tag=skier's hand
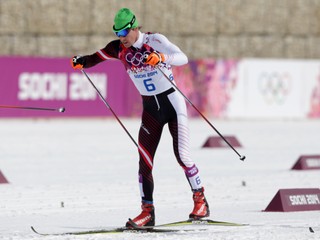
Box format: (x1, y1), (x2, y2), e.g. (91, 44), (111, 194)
(71, 56), (85, 70)
(144, 51), (165, 66)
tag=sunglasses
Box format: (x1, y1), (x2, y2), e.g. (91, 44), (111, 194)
(113, 15), (136, 38)
(114, 28), (131, 38)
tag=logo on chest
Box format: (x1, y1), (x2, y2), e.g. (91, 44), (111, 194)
(125, 51), (151, 67)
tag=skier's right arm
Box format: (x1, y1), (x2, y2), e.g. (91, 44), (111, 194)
(71, 54), (102, 69)
(71, 40), (120, 70)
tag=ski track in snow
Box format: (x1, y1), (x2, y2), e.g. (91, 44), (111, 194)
(0, 118), (319, 240)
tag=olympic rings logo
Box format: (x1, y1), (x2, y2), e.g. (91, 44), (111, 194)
(258, 72), (291, 104)
(125, 51), (151, 67)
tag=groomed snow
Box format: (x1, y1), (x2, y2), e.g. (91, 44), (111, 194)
(0, 118), (319, 240)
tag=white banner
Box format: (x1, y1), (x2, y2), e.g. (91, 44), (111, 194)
(228, 59), (320, 119)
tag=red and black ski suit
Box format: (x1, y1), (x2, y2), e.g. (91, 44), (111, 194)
(80, 31), (204, 203)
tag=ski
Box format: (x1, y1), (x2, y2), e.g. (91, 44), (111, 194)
(30, 226), (179, 236)
(127, 218), (245, 229)
(30, 218), (245, 236)
(158, 218), (246, 227)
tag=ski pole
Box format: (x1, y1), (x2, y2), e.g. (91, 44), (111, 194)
(157, 67), (245, 161)
(80, 69), (138, 148)
(0, 105), (65, 112)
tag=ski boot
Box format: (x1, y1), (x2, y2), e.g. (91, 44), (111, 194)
(189, 187), (210, 219)
(126, 202), (155, 228)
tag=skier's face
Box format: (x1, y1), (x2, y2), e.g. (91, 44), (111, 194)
(119, 28), (139, 48)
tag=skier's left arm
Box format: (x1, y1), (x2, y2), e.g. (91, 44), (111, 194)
(145, 33), (188, 66)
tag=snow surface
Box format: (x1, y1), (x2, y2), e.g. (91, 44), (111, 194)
(0, 118), (319, 240)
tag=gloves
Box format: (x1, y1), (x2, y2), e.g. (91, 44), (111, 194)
(144, 51), (165, 66)
(71, 56), (85, 70)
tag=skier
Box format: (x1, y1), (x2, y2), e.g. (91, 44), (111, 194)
(71, 8), (210, 228)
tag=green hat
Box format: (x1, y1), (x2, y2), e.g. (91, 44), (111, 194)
(113, 8), (138, 32)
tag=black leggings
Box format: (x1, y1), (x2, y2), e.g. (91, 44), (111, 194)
(137, 88), (203, 202)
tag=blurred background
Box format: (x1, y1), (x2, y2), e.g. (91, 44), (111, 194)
(0, 0), (320, 119)
(1, 3), (320, 239)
